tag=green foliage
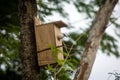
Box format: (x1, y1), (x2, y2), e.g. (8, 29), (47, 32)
(37, 0), (70, 21)
(100, 33), (119, 57)
(73, 0), (99, 18)
(57, 69), (71, 80)
(0, 0), (21, 79)
(0, 0), (120, 80)
(40, 68), (51, 80)
(0, 67), (21, 80)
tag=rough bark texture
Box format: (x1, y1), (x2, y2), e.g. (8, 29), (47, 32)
(18, 0), (39, 80)
(74, 0), (118, 80)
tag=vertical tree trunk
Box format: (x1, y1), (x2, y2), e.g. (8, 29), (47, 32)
(18, 0), (39, 80)
(74, 0), (118, 80)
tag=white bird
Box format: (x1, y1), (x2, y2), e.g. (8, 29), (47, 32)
(57, 34), (64, 40)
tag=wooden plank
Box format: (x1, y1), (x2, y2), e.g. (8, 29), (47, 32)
(54, 25), (64, 60)
(38, 48), (64, 66)
(35, 24), (56, 51)
(52, 21), (67, 28)
(37, 50), (56, 66)
(36, 20), (67, 28)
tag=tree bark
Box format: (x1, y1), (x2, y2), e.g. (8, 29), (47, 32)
(74, 0), (118, 80)
(18, 0), (39, 80)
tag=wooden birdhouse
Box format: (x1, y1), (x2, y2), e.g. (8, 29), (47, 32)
(35, 21), (67, 66)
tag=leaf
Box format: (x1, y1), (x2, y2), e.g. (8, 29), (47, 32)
(47, 64), (54, 72)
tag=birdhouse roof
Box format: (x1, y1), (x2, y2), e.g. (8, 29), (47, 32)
(37, 20), (67, 28)
(51, 21), (67, 28)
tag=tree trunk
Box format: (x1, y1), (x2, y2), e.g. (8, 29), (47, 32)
(74, 0), (118, 80)
(18, 0), (39, 80)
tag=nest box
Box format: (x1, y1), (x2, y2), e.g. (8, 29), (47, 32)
(35, 21), (67, 66)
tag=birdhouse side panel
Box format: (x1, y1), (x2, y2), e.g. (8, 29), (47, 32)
(54, 26), (64, 60)
(54, 25), (63, 47)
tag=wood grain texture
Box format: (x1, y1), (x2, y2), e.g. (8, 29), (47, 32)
(35, 22), (64, 66)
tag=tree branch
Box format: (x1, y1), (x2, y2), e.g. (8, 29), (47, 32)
(74, 0), (119, 80)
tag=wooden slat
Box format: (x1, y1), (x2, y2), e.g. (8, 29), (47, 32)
(35, 24), (56, 51)
(37, 50), (56, 66)
(36, 20), (67, 28)
(54, 25), (64, 60)
(52, 21), (67, 28)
